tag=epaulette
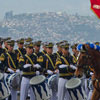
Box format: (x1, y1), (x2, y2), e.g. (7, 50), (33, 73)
(37, 56), (43, 62)
(19, 56), (24, 62)
(0, 53), (5, 61)
(55, 57), (62, 65)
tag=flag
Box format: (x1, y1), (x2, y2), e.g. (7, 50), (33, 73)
(90, 0), (100, 18)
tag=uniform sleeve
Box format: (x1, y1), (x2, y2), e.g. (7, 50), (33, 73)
(0, 53), (8, 72)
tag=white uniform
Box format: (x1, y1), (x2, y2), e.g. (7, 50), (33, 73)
(20, 77), (35, 100)
(58, 78), (71, 100)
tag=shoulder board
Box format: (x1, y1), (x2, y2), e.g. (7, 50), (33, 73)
(0, 53), (5, 61)
(19, 56), (24, 62)
(37, 56), (43, 62)
(55, 57), (62, 65)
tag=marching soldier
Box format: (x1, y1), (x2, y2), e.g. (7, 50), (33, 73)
(71, 43), (79, 65)
(33, 41), (43, 61)
(56, 42), (76, 100)
(19, 42), (41, 100)
(0, 40), (19, 100)
(38, 42), (58, 100)
(38, 42), (58, 76)
(25, 37), (34, 53)
(15, 38), (26, 61)
(53, 41), (63, 60)
(41, 42), (47, 56)
(3, 37), (11, 53)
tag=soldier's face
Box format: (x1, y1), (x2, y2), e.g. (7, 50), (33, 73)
(72, 48), (76, 53)
(47, 47), (53, 54)
(57, 46), (62, 52)
(26, 47), (33, 55)
(8, 45), (14, 51)
(18, 43), (24, 48)
(4, 42), (8, 48)
(62, 48), (69, 55)
(34, 45), (40, 52)
(43, 46), (47, 51)
(72, 48), (78, 54)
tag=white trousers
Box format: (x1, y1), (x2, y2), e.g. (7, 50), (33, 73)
(20, 77), (35, 100)
(58, 78), (71, 100)
(87, 90), (93, 100)
(85, 78), (90, 96)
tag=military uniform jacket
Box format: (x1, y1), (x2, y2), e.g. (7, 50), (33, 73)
(33, 51), (43, 63)
(38, 53), (56, 75)
(15, 48), (26, 60)
(0, 51), (18, 72)
(19, 54), (37, 78)
(56, 54), (75, 79)
(0, 48), (5, 56)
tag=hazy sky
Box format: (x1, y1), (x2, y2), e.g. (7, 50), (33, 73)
(0, 0), (93, 20)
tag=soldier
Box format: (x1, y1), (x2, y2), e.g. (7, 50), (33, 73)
(56, 42), (76, 100)
(38, 42), (58, 100)
(53, 41), (63, 59)
(71, 43), (79, 65)
(19, 42), (41, 100)
(3, 37), (11, 53)
(41, 42), (47, 56)
(33, 40), (43, 60)
(0, 40), (19, 100)
(15, 38), (26, 61)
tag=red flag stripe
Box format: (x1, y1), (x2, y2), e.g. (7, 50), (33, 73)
(90, 0), (100, 19)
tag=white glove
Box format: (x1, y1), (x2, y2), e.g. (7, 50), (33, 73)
(36, 71), (40, 75)
(16, 69), (20, 73)
(70, 65), (76, 70)
(8, 68), (14, 73)
(54, 69), (59, 74)
(90, 72), (93, 75)
(59, 64), (68, 68)
(34, 64), (41, 69)
(23, 64), (31, 68)
(47, 70), (53, 75)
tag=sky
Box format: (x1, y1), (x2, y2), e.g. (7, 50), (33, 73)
(0, 0), (93, 20)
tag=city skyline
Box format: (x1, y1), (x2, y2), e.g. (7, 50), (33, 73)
(0, 0), (93, 20)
